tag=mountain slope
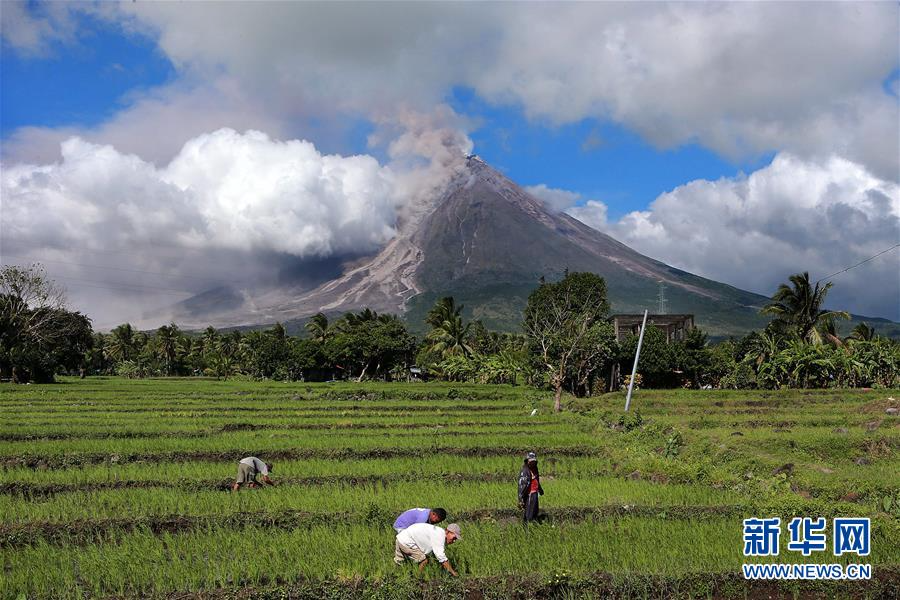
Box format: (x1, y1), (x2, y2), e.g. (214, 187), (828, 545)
(163, 157), (820, 338)
(403, 157), (772, 336)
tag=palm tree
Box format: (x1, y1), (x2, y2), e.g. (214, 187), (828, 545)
(761, 272), (849, 344)
(155, 323), (180, 376)
(106, 323), (136, 363)
(848, 322), (876, 342)
(377, 313), (402, 325)
(426, 297), (473, 358)
(218, 331), (242, 359)
(342, 308), (378, 330)
(201, 326), (219, 356)
(208, 352), (235, 380)
(426, 297), (461, 329)
(820, 318), (844, 348)
(305, 313), (331, 343)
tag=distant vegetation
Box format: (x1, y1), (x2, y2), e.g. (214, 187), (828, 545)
(2, 264), (898, 391)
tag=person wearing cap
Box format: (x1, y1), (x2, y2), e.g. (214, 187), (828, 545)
(517, 451), (544, 523)
(231, 456), (275, 491)
(394, 522), (461, 576)
(393, 507), (447, 533)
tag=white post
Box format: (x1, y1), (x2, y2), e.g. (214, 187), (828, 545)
(624, 310), (648, 412)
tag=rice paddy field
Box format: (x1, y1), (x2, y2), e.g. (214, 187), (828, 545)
(1, 378), (899, 599)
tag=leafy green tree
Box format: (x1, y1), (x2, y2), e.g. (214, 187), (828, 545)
(292, 337), (330, 381)
(0, 264), (93, 382)
(86, 332), (113, 375)
(618, 326), (675, 388)
(425, 297), (473, 359)
(523, 272), (613, 411)
(678, 328), (715, 387)
(468, 320), (507, 355)
(327, 312), (415, 381)
(241, 324), (293, 379)
(46, 310), (94, 376)
(761, 272), (849, 344)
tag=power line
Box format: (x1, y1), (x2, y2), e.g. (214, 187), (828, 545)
(815, 244), (900, 284)
(0, 258), (202, 294)
(0, 240), (217, 261)
(50, 274), (196, 295)
(53, 279), (193, 297)
(1, 254), (221, 283)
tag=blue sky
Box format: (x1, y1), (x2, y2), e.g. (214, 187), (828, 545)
(1, 12), (174, 135)
(449, 87), (775, 220)
(1, 2), (897, 323)
(0, 11), (773, 221)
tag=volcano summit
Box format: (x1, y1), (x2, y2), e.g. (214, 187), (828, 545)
(168, 156), (774, 336)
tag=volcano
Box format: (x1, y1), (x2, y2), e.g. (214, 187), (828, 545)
(167, 156), (775, 337)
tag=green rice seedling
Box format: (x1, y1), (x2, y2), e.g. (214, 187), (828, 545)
(1, 379), (898, 599)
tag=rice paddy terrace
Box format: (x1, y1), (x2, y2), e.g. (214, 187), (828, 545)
(1, 379), (899, 599)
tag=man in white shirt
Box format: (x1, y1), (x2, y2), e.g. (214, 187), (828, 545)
(394, 522), (461, 577)
(231, 456), (275, 491)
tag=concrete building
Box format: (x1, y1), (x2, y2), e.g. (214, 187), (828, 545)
(610, 314), (695, 344)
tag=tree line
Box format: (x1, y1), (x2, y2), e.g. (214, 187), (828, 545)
(2, 265), (897, 398)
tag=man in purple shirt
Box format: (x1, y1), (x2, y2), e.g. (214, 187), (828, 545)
(393, 507), (447, 532)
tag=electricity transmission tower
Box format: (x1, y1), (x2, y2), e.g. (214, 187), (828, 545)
(657, 281), (668, 315)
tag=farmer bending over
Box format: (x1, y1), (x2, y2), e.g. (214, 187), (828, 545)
(393, 507), (447, 532)
(394, 522), (461, 577)
(232, 456), (274, 491)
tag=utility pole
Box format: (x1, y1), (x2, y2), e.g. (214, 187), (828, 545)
(657, 281), (667, 315)
(624, 309), (648, 412)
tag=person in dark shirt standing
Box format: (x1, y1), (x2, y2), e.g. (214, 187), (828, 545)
(517, 451), (544, 523)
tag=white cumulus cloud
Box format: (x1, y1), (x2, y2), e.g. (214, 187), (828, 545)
(0, 129), (405, 325)
(525, 184), (583, 213)
(3, 129), (399, 259)
(4, 3), (896, 179)
(559, 154), (900, 319)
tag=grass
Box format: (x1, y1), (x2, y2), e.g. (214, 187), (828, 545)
(1, 378), (898, 599)
(0, 477), (741, 524)
(5, 518), (900, 599)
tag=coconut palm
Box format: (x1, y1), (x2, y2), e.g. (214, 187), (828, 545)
(820, 318), (844, 348)
(336, 308), (379, 333)
(106, 323), (136, 363)
(425, 297), (473, 358)
(426, 297), (461, 329)
(218, 330), (242, 359)
(761, 272), (849, 344)
(201, 326), (219, 356)
(305, 313), (331, 342)
(849, 322), (876, 342)
(154, 323), (180, 375)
